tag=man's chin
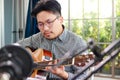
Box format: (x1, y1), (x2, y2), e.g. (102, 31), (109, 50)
(44, 36), (55, 40)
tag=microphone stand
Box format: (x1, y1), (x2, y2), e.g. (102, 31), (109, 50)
(72, 38), (120, 80)
(81, 47), (120, 80)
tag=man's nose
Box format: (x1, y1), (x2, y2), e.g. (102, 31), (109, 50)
(43, 24), (49, 30)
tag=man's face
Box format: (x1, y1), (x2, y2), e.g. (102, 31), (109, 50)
(36, 11), (63, 39)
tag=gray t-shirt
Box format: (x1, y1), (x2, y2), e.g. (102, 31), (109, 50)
(17, 28), (87, 80)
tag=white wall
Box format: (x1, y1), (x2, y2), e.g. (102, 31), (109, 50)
(0, 0), (5, 48)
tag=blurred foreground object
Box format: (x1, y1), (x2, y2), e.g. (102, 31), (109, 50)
(0, 45), (33, 80)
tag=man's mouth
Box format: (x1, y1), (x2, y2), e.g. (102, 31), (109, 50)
(44, 32), (51, 36)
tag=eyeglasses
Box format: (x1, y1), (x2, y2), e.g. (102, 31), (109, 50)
(37, 16), (59, 28)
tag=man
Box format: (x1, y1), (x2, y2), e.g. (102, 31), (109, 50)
(17, 0), (87, 80)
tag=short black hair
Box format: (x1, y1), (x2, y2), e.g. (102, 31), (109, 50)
(31, 0), (61, 17)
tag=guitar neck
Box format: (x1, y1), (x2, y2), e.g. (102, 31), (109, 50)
(33, 58), (73, 70)
(33, 54), (94, 70)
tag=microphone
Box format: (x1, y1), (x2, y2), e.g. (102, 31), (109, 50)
(0, 45), (33, 80)
(88, 39), (103, 61)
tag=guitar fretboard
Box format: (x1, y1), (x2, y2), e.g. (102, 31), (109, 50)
(33, 54), (95, 70)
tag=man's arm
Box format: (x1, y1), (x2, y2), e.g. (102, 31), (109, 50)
(45, 60), (68, 80)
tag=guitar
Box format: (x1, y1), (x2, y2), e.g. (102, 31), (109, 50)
(28, 48), (52, 78)
(28, 48), (95, 78)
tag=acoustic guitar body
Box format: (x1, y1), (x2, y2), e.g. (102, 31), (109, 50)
(30, 48), (52, 78)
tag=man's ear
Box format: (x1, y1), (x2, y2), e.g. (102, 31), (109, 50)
(58, 16), (63, 24)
